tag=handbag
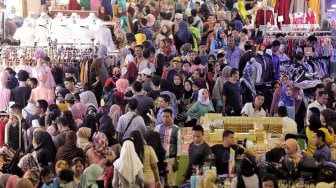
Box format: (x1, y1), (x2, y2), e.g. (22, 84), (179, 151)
(118, 114), (137, 143)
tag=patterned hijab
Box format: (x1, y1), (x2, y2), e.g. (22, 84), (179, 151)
(92, 132), (114, 158)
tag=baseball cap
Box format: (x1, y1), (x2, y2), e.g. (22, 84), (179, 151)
(64, 93), (75, 102)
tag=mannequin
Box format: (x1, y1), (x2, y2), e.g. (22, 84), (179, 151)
(308, 0), (320, 24)
(13, 20), (35, 47)
(71, 21), (94, 48)
(289, 0), (308, 23)
(305, 8), (317, 24)
(0, 48), (10, 72)
(94, 24), (114, 52)
(14, 50), (33, 76)
(5, 13), (17, 41)
(50, 13), (72, 44)
(35, 12), (51, 46)
(67, 13), (80, 32)
(0, 72), (11, 112)
(86, 13), (102, 30)
(31, 50), (56, 90)
(29, 71), (54, 104)
(274, 0), (291, 24)
(24, 12), (36, 27)
(255, 0), (275, 26)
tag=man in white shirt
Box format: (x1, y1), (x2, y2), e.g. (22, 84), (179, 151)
(278, 106), (297, 137)
(241, 93), (266, 117)
(307, 90), (328, 123)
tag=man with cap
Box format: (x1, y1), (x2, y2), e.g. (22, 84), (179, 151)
(64, 67), (84, 93)
(11, 70), (31, 107)
(139, 68), (152, 92)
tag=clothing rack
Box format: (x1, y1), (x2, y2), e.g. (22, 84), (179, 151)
(0, 113), (22, 150)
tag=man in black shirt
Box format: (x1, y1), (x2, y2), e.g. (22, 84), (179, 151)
(132, 81), (155, 125)
(183, 126), (211, 180)
(222, 68), (242, 116)
(11, 70), (31, 107)
(211, 130), (244, 175)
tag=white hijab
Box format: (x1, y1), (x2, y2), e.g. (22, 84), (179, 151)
(79, 91), (98, 109)
(113, 140), (143, 184)
(198, 89), (210, 105)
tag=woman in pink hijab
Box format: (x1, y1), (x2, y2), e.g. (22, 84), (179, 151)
(5, 175), (19, 188)
(115, 78), (129, 93)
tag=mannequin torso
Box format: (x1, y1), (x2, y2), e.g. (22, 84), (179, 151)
(0, 72), (11, 111)
(29, 71), (55, 104)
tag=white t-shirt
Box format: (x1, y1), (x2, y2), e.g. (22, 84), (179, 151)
(241, 102), (266, 117)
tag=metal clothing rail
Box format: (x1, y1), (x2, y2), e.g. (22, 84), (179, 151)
(0, 113), (22, 150)
(264, 30), (331, 34)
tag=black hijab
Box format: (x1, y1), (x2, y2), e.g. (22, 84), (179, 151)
(33, 131), (57, 161)
(99, 115), (117, 146)
(183, 80), (193, 99)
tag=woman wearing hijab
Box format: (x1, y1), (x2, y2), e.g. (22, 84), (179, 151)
(173, 21), (194, 53)
(86, 132), (115, 165)
(55, 131), (85, 165)
(5, 175), (20, 188)
(112, 140), (144, 188)
(210, 29), (227, 57)
(108, 105), (122, 129)
(79, 164), (104, 188)
(278, 85), (295, 120)
(99, 115), (118, 146)
(79, 90), (99, 111)
(123, 61), (138, 84)
(115, 78), (129, 93)
(76, 127), (92, 152)
(187, 89), (215, 122)
(231, 153), (259, 188)
(18, 153), (40, 186)
(212, 66), (232, 113)
(181, 80), (194, 112)
(32, 131), (57, 168)
(16, 178), (34, 188)
(172, 74), (184, 101)
(240, 64), (256, 104)
(282, 138), (317, 180)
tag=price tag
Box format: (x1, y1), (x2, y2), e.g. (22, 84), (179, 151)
(278, 15), (284, 22)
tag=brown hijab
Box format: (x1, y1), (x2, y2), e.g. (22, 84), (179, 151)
(55, 131), (85, 164)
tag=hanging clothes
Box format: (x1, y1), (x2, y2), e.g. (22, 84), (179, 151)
(90, 0), (102, 12)
(289, 0), (308, 14)
(101, 0), (113, 16)
(80, 0), (90, 10)
(308, 0), (320, 23)
(68, 0), (81, 10)
(255, 8), (275, 26)
(305, 10), (317, 24)
(274, 0), (291, 24)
